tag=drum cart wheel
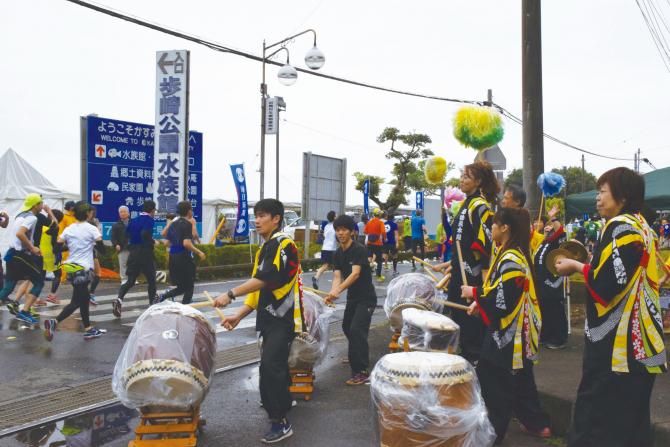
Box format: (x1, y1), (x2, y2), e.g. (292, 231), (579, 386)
(289, 369), (315, 401)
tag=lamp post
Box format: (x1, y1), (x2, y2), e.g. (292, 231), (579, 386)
(259, 29), (325, 200)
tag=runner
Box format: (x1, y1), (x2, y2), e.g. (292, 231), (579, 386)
(410, 210), (427, 271)
(364, 208), (386, 282)
(86, 206), (102, 305)
(312, 210), (336, 290)
(0, 194), (48, 324)
(156, 201), (205, 304)
(382, 212), (399, 277)
(113, 200), (157, 318)
(43, 201), (106, 341)
(214, 199), (304, 444)
(326, 214), (377, 385)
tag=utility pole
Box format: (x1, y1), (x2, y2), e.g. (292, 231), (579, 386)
(522, 0), (545, 217)
(636, 148), (641, 172)
(581, 154), (585, 192)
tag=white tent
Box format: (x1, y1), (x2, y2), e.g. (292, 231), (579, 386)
(0, 148), (78, 255)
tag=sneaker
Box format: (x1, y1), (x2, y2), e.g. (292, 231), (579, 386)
(4, 300), (20, 315)
(83, 328), (104, 340)
(46, 294), (60, 304)
(311, 276), (319, 290)
(261, 419), (293, 444)
(15, 310), (38, 325)
(151, 293), (166, 305)
(375, 275), (385, 283)
(44, 319), (57, 342)
(545, 342), (567, 350)
(89, 295), (98, 306)
(519, 424), (552, 438)
(392, 271), (400, 277)
(112, 298), (122, 318)
(345, 372), (370, 386)
(28, 307), (40, 318)
(34, 299), (48, 306)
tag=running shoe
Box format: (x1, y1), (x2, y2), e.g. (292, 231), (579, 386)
(112, 298), (122, 318)
(15, 310), (38, 325)
(3, 300), (20, 315)
(545, 342), (567, 350)
(89, 295), (98, 306)
(519, 424), (552, 438)
(345, 372), (370, 386)
(311, 276), (319, 290)
(34, 299), (48, 306)
(83, 328), (104, 340)
(28, 307), (40, 318)
(46, 294), (60, 304)
(44, 319), (57, 342)
(392, 271), (400, 277)
(375, 275), (385, 283)
(261, 419), (293, 444)
(152, 293), (167, 305)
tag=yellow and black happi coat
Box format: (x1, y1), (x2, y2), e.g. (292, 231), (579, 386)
(244, 231), (306, 334)
(474, 247), (542, 370)
(582, 213), (667, 374)
(453, 192), (494, 281)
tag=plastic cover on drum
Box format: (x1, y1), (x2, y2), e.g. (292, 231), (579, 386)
(288, 290), (334, 370)
(370, 352), (496, 447)
(112, 302), (217, 410)
(384, 273), (443, 331)
(398, 308), (460, 353)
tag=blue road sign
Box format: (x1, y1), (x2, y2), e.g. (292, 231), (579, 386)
(85, 116), (202, 240)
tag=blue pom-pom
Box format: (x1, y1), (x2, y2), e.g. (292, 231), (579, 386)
(536, 172), (566, 197)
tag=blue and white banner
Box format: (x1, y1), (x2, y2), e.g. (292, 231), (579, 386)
(363, 179), (370, 217)
(416, 191), (424, 211)
(230, 164), (249, 237)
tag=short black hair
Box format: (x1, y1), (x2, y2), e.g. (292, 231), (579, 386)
(326, 210), (336, 222)
(73, 201), (90, 221)
(142, 200), (156, 213)
(254, 199), (284, 228)
(176, 200), (192, 217)
(505, 183), (527, 207)
(333, 215), (355, 231)
(64, 201), (76, 211)
(52, 209), (64, 223)
(597, 167), (645, 214)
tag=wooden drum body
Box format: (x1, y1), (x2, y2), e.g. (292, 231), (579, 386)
(370, 352), (494, 447)
(385, 273), (440, 332)
(113, 302), (217, 411)
(399, 308), (460, 353)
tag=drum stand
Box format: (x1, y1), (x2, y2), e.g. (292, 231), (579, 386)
(289, 369), (315, 401)
(129, 407), (205, 447)
(388, 331), (401, 352)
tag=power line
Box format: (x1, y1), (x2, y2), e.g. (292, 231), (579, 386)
(63, 0), (638, 163)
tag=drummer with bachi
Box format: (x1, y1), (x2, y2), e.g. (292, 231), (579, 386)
(555, 167), (667, 447)
(214, 199), (305, 444)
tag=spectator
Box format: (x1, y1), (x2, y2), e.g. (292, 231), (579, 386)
(111, 206), (131, 284)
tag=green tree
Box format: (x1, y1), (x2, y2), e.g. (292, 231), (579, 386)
(406, 159), (456, 197)
(504, 168), (523, 188)
(445, 177), (460, 188)
(551, 166), (597, 195)
(353, 127), (434, 214)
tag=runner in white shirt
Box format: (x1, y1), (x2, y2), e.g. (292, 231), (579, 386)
(44, 201), (106, 341)
(312, 211), (337, 290)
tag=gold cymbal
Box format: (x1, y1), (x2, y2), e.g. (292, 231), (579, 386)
(559, 240), (589, 263)
(546, 248), (572, 276)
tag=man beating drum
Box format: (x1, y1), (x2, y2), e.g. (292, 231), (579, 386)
(213, 199), (305, 444)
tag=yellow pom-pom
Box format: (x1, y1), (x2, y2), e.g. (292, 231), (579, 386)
(424, 156), (447, 185)
(453, 106), (504, 150)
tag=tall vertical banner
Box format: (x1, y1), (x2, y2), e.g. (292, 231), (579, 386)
(416, 191), (424, 211)
(363, 179), (370, 217)
(230, 164), (249, 237)
(265, 97), (278, 135)
(154, 50), (190, 217)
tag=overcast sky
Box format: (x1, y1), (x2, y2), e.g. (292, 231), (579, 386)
(2, 0), (669, 206)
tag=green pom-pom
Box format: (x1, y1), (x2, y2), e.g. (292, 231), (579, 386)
(453, 106), (505, 150)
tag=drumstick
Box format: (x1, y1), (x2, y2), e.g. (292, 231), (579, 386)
(455, 240), (469, 287)
(302, 286), (337, 308)
(436, 273), (451, 290)
(204, 291), (227, 323)
(189, 301), (212, 309)
(436, 298), (471, 312)
(412, 256), (434, 270)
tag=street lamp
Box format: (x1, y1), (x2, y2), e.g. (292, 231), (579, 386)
(259, 29), (325, 200)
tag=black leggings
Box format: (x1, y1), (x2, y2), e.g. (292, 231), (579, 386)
(55, 281), (91, 328)
(163, 253), (196, 304)
(50, 268), (62, 294)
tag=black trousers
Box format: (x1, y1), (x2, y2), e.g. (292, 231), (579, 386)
(56, 280), (91, 328)
(367, 245), (383, 277)
(568, 365), (655, 447)
(163, 252), (196, 304)
(342, 300), (375, 374)
(447, 266), (485, 363)
(410, 239), (425, 267)
(539, 284), (568, 345)
(118, 247), (156, 303)
(260, 322), (295, 421)
(477, 358), (550, 444)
